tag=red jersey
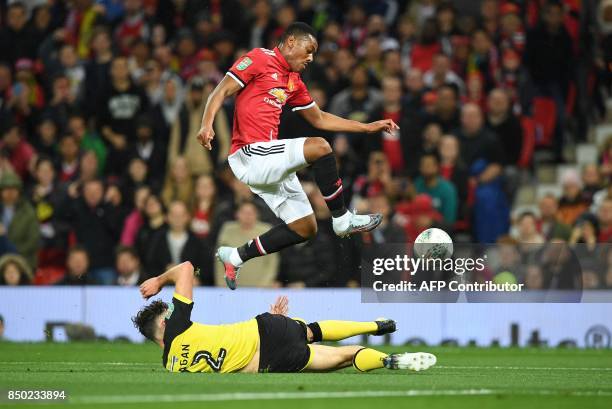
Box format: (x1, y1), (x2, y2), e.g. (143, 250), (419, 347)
(226, 47), (314, 153)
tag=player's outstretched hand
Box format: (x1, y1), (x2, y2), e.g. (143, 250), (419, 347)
(269, 295), (289, 316)
(197, 125), (215, 150)
(140, 277), (162, 299)
(364, 119), (400, 134)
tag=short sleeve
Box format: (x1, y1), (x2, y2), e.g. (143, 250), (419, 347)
(288, 79), (316, 112)
(227, 49), (263, 88)
(163, 293), (194, 344)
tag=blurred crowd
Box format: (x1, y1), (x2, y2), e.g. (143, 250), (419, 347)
(0, 0), (611, 288)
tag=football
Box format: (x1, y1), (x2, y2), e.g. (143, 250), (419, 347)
(413, 228), (454, 259)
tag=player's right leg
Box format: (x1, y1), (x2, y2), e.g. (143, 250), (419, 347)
(303, 344), (437, 373)
(303, 137), (382, 237)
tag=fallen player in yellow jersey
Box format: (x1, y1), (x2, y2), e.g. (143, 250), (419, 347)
(133, 261), (437, 373)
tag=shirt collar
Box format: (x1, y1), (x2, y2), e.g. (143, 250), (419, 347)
(273, 47), (291, 71)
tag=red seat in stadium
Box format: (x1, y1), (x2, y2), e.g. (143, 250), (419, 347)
(532, 97), (557, 147)
(518, 117), (536, 168)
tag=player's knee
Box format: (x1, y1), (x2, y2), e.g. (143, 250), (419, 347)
(181, 261), (194, 271)
(309, 137), (332, 159)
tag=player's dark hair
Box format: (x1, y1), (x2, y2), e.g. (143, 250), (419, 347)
(280, 22), (316, 43)
(132, 299), (168, 342)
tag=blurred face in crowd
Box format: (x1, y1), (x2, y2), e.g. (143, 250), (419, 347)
(53, 76), (72, 101)
(2, 263), (21, 286)
(116, 251), (140, 277)
(598, 199), (612, 227)
(177, 36), (196, 58)
(525, 265), (544, 289)
(363, 37), (382, 61)
(423, 123), (442, 147)
(432, 54), (451, 77)
(397, 16), (416, 39)
(33, 5), (51, 31)
(111, 57), (130, 82)
(562, 180), (581, 201)
(582, 164), (601, 187)
(134, 186), (151, 211)
(189, 84), (204, 104)
(7, 5), (27, 31)
(348, 4), (366, 25)
(382, 76), (402, 106)
(124, 0), (142, 15)
(68, 116), (86, 139)
(83, 180), (104, 207)
(195, 175), (216, 201)
(539, 196), (559, 220)
(368, 151), (390, 179)
(59, 136), (79, 162)
(436, 87), (457, 114)
(59, 45), (78, 68)
(518, 214), (538, 239)
(128, 158), (148, 183)
(237, 202), (258, 229)
(439, 135), (459, 164)
(253, 0), (271, 19)
(487, 89), (510, 117)
(136, 124), (153, 142)
(167, 201), (190, 232)
(405, 68), (424, 93)
(1, 187), (20, 205)
(461, 103), (484, 135)
(498, 243), (519, 267)
(170, 157), (190, 183)
(544, 4), (564, 31)
(280, 33), (317, 73)
(145, 195), (164, 219)
(334, 48), (356, 74)
(481, 0), (499, 20)
(3, 126), (21, 149)
(91, 30), (112, 54)
(472, 30), (492, 54)
(383, 51), (401, 76)
(163, 78), (179, 103)
(419, 155), (439, 180)
(67, 250), (89, 277)
(367, 15), (386, 35)
(36, 159), (55, 186)
(80, 151), (99, 180)
(351, 66), (369, 89)
(309, 87), (327, 109)
(38, 119), (57, 146)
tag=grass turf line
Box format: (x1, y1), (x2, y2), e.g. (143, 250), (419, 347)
(0, 342), (611, 409)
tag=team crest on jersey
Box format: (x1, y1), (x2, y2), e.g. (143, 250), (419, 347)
(236, 57), (252, 71)
(287, 78), (295, 92)
(268, 88), (288, 104)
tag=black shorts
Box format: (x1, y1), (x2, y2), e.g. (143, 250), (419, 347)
(255, 313), (310, 373)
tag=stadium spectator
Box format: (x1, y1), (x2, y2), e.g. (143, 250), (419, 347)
(135, 194), (166, 269)
(0, 254), (32, 285)
(150, 75), (183, 141)
(0, 171), (40, 269)
(56, 246), (91, 285)
(370, 76), (405, 173)
(191, 175), (219, 241)
(215, 201), (278, 287)
(167, 76), (231, 176)
(99, 56), (149, 176)
(129, 115), (167, 186)
(83, 27), (114, 117)
(1, 121), (36, 180)
(120, 185), (151, 247)
(557, 170), (590, 226)
(161, 156), (193, 207)
(486, 88), (523, 167)
(0, 2), (36, 66)
(582, 164), (603, 203)
(423, 53), (465, 93)
(598, 198), (612, 242)
(492, 236), (525, 284)
(352, 151), (395, 207)
(63, 179), (123, 284)
(115, 246), (142, 286)
(67, 113), (107, 175)
(513, 212), (545, 260)
(427, 84), (461, 133)
(538, 194), (572, 242)
(438, 134), (469, 223)
(33, 116), (59, 161)
(414, 152), (458, 225)
(57, 135), (80, 183)
(145, 200), (210, 283)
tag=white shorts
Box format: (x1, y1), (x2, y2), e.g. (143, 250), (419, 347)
(228, 138), (313, 224)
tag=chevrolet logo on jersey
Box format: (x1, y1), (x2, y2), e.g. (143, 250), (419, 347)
(268, 88), (288, 104)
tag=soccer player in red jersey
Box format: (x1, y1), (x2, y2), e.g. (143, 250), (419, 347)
(197, 22), (399, 290)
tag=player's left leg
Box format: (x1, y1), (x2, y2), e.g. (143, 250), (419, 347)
(304, 319), (396, 342)
(303, 344), (437, 373)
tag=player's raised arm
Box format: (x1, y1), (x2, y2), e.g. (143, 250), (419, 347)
(197, 76), (242, 150)
(297, 103), (399, 134)
(140, 261), (195, 301)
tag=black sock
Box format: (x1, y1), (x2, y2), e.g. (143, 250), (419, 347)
(307, 322), (323, 342)
(237, 223), (308, 262)
(312, 153), (347, 217)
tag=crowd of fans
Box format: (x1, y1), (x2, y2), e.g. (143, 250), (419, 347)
(0, 0), (611, 289)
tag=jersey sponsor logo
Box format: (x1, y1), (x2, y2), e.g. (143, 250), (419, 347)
(260, 48), (276, 56)
(191, 348), (227, 372)
(268, 88), (288, 104)
(236, 57), (252, 71)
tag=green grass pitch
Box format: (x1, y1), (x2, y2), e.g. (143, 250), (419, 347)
(1, 342), (611, 409)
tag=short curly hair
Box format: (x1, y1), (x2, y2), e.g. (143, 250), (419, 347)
(131, 300), (168, 342)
